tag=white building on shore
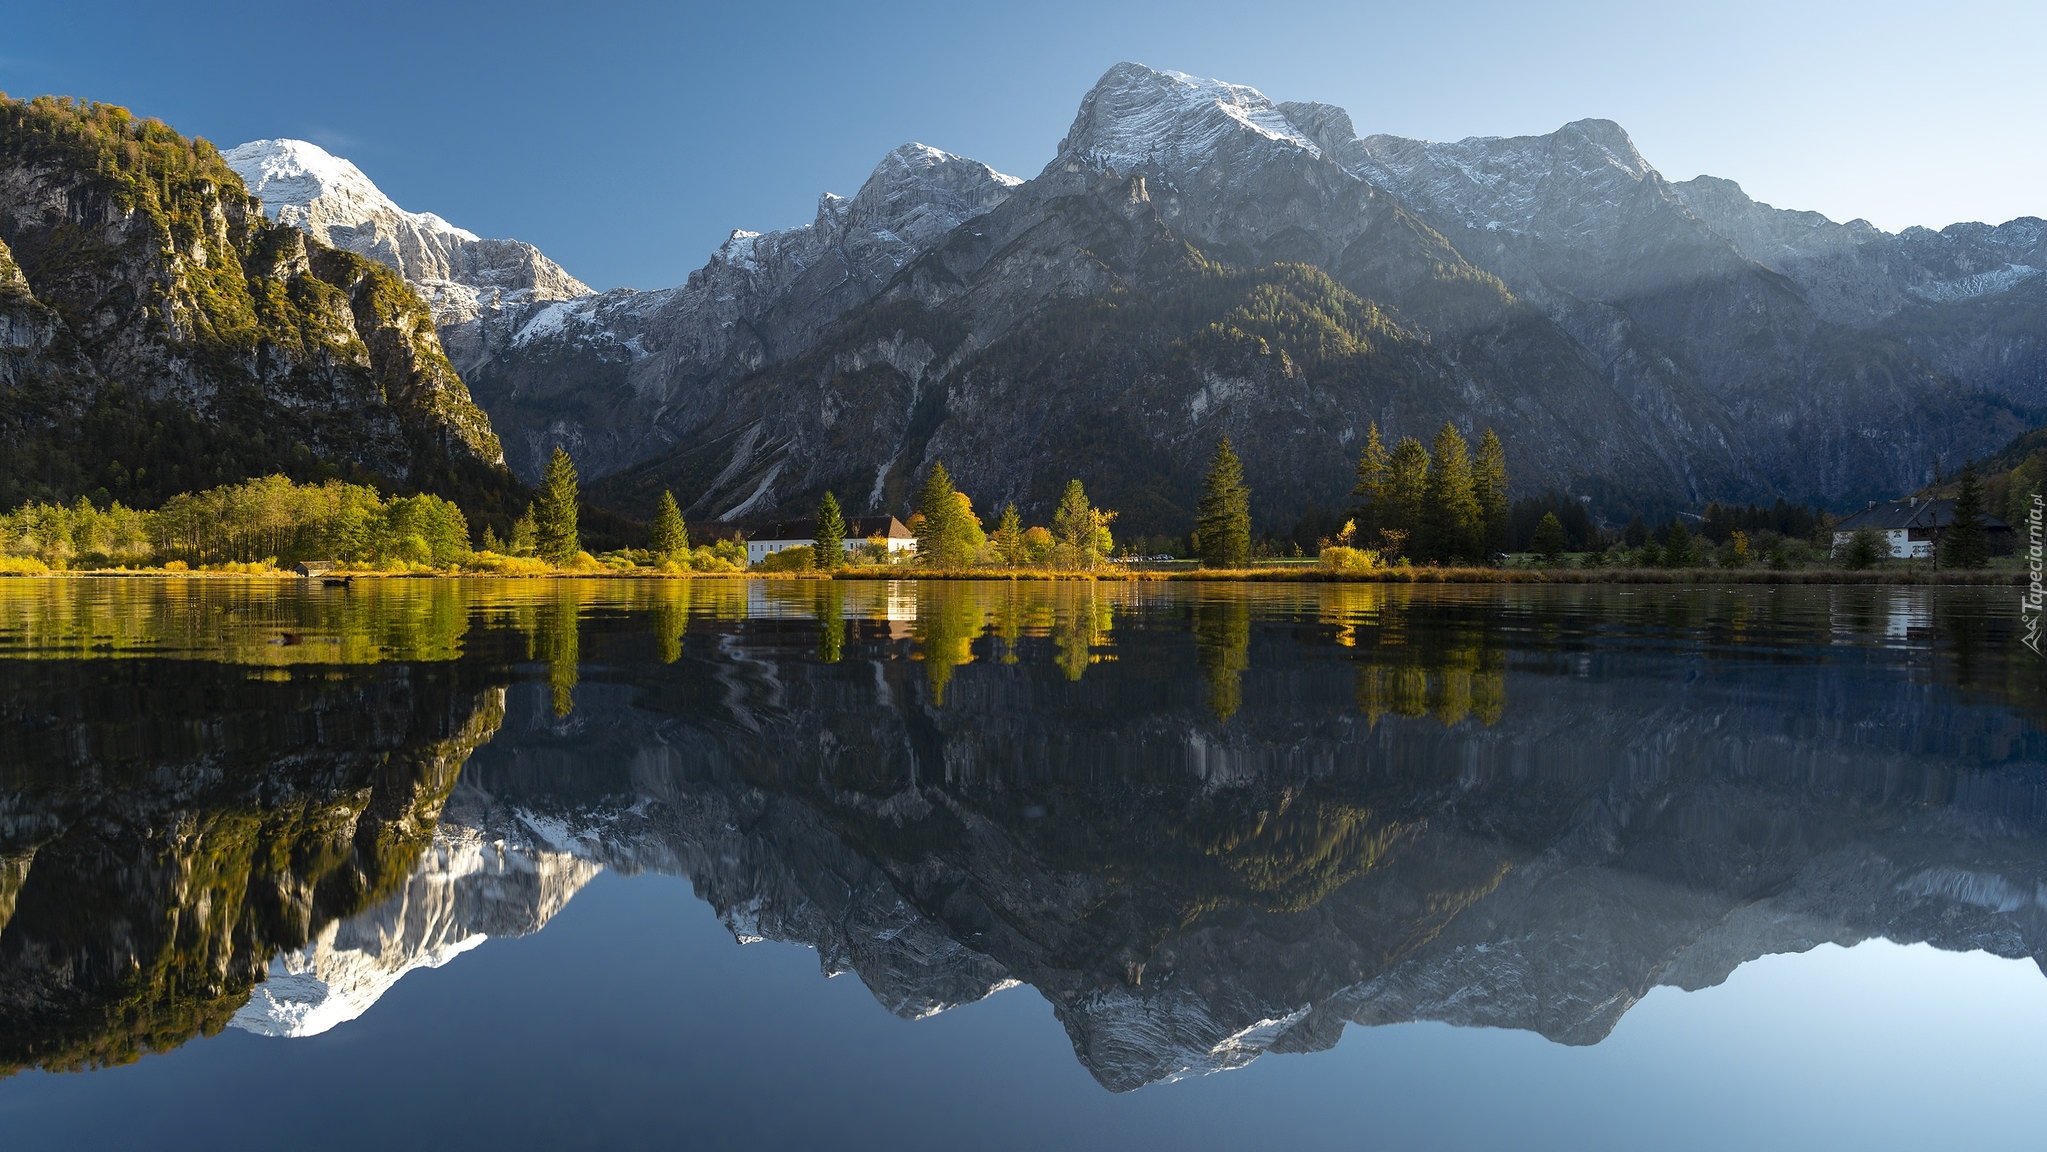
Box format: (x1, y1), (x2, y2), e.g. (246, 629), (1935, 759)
(693, 516), (917, 565)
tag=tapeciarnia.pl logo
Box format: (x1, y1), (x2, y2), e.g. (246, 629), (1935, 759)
(2025, 493), (2044, 657)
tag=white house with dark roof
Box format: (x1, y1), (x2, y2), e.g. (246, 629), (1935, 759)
(1831, 497), (2011, 559)
(692, 516), (917, 565)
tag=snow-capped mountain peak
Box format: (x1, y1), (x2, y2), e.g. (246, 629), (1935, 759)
(223, 138), (478, 244)
(1556, 117), (1652, 179)
(1055, 62), (1321, 175)
(846, 142), (1021, 242)
(223, 137), (591, 326)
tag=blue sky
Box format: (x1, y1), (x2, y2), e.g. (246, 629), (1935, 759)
(6, 0), (2042, 290)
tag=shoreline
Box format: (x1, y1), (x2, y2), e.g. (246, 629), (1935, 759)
(0, 566), (2026, 586)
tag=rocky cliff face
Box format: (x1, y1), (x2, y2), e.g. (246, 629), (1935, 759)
(0, 98), (510, 510)
(586, 67), (1748, 526)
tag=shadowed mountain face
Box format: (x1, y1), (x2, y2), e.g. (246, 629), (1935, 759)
(3, 582), (2044, 1092)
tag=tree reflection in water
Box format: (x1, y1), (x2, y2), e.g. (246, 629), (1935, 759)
(2, 578), (2044, 1091)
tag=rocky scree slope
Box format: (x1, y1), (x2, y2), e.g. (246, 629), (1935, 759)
(0, 97), (512, 512)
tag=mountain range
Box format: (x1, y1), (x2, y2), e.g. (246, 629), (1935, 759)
(4, 67), (2041, 530)
(219, 63), (2046, 531)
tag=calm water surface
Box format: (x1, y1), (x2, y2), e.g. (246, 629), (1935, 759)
(1, 577), (2044, 1150)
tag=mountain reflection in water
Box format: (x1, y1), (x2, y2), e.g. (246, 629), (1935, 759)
(1, 578), (2043, 1092)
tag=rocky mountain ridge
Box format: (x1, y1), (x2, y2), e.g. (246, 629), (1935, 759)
(597, 65), (2043, 525)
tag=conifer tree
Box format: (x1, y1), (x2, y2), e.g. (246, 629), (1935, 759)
(1423, 423), (1482, 563)
(1379, 437), (1430, 558)
(1530, 512), (1568, 563)
(1196, 437), (1251, 568)
(649, 490), (689, 562)
(509, 508), (538, 557)
(1943, 460), (1990, 569)
(1843, 528), (1886, 570)
(814, 491), (846, 570)
(915, 461), (972, 568)
(533, 446), (581, 566)
(1663, 521), (1696, 567)
(1473, 429), (1508, 560)
(479, 524), (505, 554)
(993, 503), (1026, 567)
(1351, 422), (1389, 537)
(1053, 480), (1101, 569)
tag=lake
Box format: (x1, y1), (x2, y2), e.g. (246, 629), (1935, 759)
(1, 577), (2044, 1150)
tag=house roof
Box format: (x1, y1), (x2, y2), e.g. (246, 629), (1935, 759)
(1834, 497), (2010, 533)
(690, 515), (913, 541)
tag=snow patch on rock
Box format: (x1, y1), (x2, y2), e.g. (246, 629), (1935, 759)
(1058, 62), (1321, 175)
(1907, 263), (2041, 304)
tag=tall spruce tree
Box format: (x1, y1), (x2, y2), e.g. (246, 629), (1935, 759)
(814, 491), (846, 570)
(1196, 437), (1251, 568)
(1351, 423), (1389, 538)
(509, 507), (538, 556)
(649, 490), (688, 562)
(1663, 521), (1697, 568)
(1530, 512), (1568, 563)
(1473, 429), (1508, 560)
(914, 461), (970, 568)
(1380, 437), (1430, 558)
(993, 503), (1025, 567)
(533, 446), (581, 566)
(1423, 423), (1482, 563)
(1943, 460), (1990, 569)
(1052, 480), (1100, 569)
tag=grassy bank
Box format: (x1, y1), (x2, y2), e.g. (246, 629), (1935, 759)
(2, 562), (2028, 586)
